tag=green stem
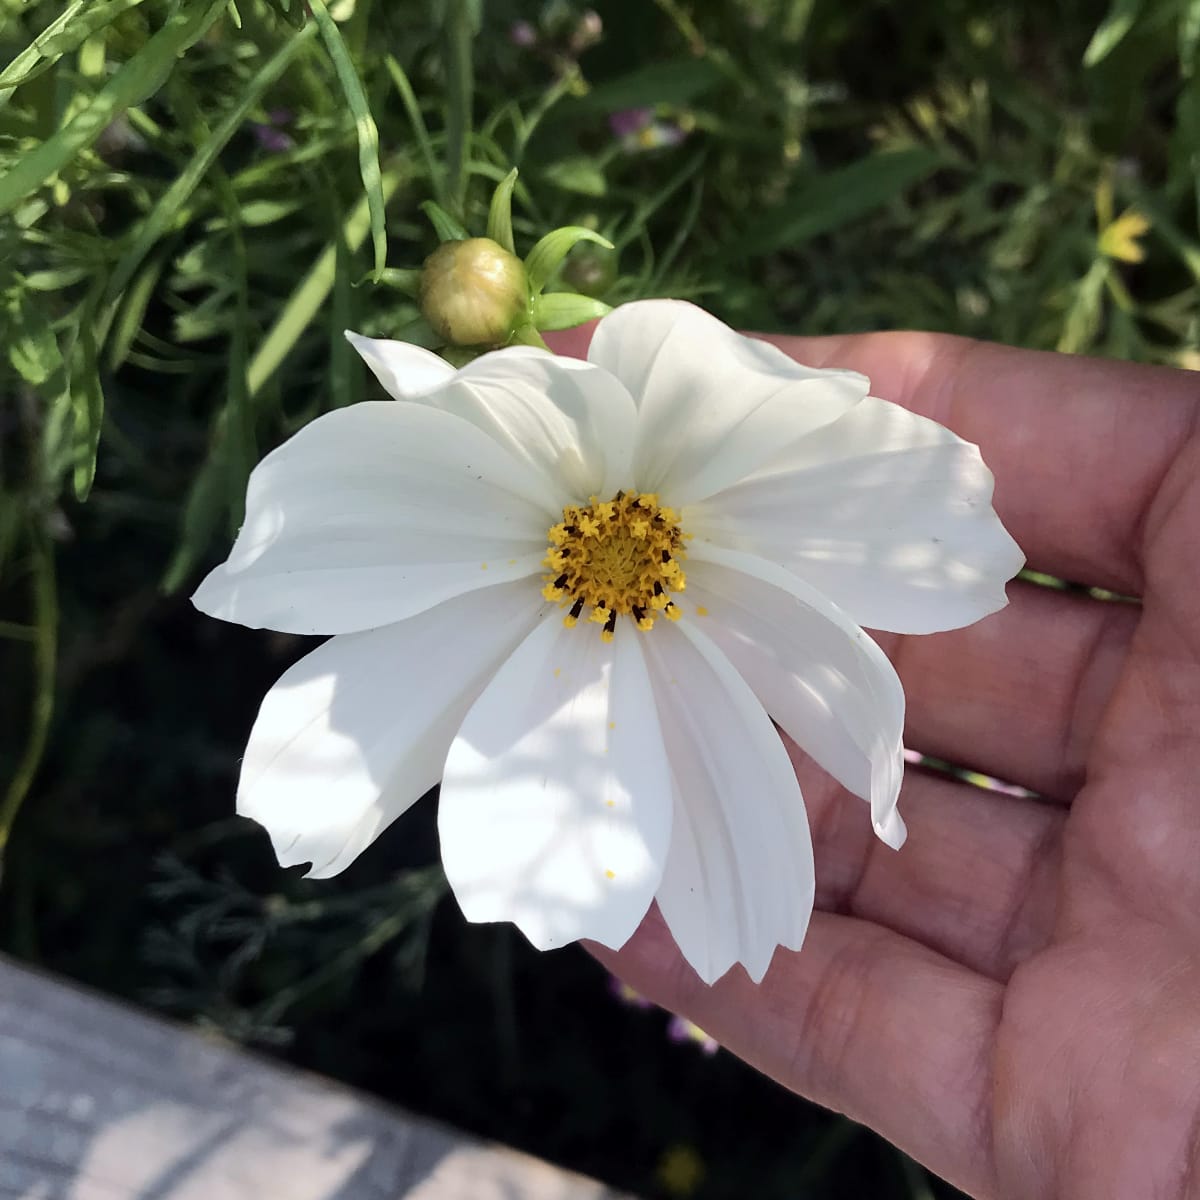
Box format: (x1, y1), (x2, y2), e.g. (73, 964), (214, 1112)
(0, 529), (57, 873)
(444, 0), (475, 216)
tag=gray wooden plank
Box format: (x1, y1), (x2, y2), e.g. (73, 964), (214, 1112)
(0, 956), (631, 1200)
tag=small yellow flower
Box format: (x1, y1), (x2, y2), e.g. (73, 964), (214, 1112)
(1098, 209), (1151, 264)
(656, 1144), (706, 1197)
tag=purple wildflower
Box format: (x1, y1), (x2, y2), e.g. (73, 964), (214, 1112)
(608, 973), (653, 1010)
(608, 108), (653, 139)
(667, 1014), (719, 1055)
(509, 20), (537, 47)
(250, 108), (295, 154)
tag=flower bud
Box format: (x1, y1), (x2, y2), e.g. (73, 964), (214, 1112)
(419, 237), (530, 347)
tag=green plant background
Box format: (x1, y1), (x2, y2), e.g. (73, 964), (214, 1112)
(1, 1), (1196, 1196)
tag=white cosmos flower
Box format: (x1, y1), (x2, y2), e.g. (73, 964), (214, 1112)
(193, 299), (1023, 985)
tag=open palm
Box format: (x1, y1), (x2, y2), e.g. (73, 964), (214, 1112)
(554, 327), (1200, 1199)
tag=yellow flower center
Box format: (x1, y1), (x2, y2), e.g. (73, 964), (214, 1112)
(541, 492), (687, 641)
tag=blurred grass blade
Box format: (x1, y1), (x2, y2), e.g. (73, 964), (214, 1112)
(69, 291), (105, 500)
(525, 228), (614, 295)
(1182, 0), (1200, 75)
(248, 167), (404, 397)
(444, 0), (478, 213)
(329, 195), (358, 408)
(7, 285), (64, 387)
(167, 169), (402, 591)
(0, 0), (147, 104)
(487, 168), (518, 254)
(105, 19), (319, 302)
(308, 0), (387, 280)
(107, 252), (166, 368)
(1082, 0), (1144, 67)
(420, 200), (469, 242)
(385, 54), (446, 205)
(0, 0), (229, 216)
(1057, 258), (1109, 353)
(740, 148), (944, 256)
(530, 292), (611, 331)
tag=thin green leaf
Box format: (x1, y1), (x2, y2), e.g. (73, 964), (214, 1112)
(360, 267), (420, 293)
(308, 0), (387, 279)
(487, 168), (518, 254)
(22, 266), (91, 290)
(525, 227), (614, 295)
(542, 157), (607, 197)
(0, 0), (146, 106)
(531, 292), (612, 331)
(420, 199), (470, 242)
(739, 149), (944, 256)
(0, 0), (229, 215)
(105, 19), (319, 302)
(107, 252), (166, 369)
(69, 290), (105, 500)
(161, 434), (228, 593)
(7, 288), (64, 387)
(1082, 0), (1144, 67)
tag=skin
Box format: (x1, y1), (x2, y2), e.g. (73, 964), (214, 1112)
(548, 325), (1200, 1200)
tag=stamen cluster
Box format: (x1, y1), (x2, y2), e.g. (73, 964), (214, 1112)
(542, 492), (687, 640)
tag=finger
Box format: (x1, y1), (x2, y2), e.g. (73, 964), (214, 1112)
(544, 323), (594, 359)
(796, 747), (1062, 981)
(589, 908), (1002, 1199)
(761, 331), (1198, 596)
(886, 580), (1138, 801)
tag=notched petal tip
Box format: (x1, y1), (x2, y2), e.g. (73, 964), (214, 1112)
(875, 808), (908, 851)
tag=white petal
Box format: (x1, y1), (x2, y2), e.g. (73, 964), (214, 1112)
(411, 347), (637, 502)
(344, 331), (456, 398)
(642, 619), (815, 985)
(687, 396), (1025, 634)
(192, 401), (554, 635)
(588, 299), (868, 505)
(238, 580), (546, 879)
(439, 617), (673, 952)
(682, 543), (907, 850)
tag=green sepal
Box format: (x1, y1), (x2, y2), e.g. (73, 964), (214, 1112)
(392, 316), (440, 349)
(508, 323), (549, 349)
(420, 200), (470, 243)
(486, 168), (519, 254)
(524, 227), (614, 295)
(440, 344), (482, 368)
(530, 292), (612, 331)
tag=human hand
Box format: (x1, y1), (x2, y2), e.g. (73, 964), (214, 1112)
(551, 326), (1200, 1199)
